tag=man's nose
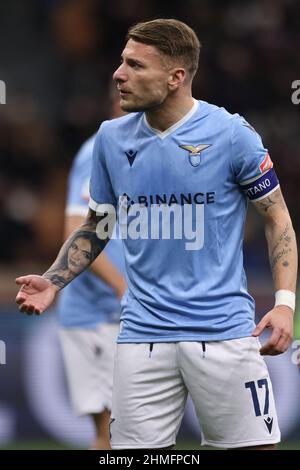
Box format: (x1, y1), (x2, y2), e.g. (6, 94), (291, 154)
(113, 64), (126, 82)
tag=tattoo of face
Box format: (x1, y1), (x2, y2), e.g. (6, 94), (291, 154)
(44, 229), (106, 289)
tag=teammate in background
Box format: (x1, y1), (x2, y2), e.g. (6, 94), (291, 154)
(57, 96), (126, 450)
(16, 19), (297, 450)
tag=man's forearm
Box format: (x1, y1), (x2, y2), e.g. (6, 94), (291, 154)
(64, 214), (125, 295)
(43, 210), (108, 290)
(265, 218), (298, 292)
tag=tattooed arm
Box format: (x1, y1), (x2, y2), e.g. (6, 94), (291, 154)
(254, 189), (297, 293)
(16, 209), (112, 315)
(63, 214), (127, 299)
(43, 209), (108, 288)
(252, 187), (298, 355)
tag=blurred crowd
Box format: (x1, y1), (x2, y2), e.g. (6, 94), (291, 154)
(0, 0), (299, 267)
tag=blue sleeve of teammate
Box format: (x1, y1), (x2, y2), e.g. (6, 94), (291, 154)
(66, 138), (94, 216)
(89, 125), (117, 211)
(231, 116), (279, 201)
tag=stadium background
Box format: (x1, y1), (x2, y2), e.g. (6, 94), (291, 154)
(0, 0), (299, 449)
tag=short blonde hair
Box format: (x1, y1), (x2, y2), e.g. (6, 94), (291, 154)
(127, 19), (201, 80)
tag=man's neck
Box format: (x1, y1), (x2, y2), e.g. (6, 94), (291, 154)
(145, 94), (194, 133)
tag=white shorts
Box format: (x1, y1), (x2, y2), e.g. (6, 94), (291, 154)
(59, 323), (119, 416)
(110, 337), (280, 449)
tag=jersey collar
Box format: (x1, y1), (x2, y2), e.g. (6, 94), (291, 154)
(143, 98), (199, 140)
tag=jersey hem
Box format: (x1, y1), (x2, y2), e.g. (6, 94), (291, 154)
(111, 440), (175, 449)
(117, 331), (254, 343)
(75, 402), (111, 417)
(202, 436), (280, 449)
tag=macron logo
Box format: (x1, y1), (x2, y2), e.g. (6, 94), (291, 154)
(125, 150), (138, 167)
(264, 416), (273, 434)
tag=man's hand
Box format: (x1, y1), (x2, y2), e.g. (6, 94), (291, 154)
(252, 305), (294, 355)
(15, 275), (59, 315)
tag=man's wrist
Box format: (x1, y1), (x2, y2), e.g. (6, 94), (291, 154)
(274, 290), (296, 312)
(42, 274), (64, 291)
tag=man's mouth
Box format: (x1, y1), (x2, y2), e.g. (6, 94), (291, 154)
(118, 88), (130, 96)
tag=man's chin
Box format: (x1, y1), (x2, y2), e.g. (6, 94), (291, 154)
(120, 98), (145, 113)
(120, 103), (142, 113)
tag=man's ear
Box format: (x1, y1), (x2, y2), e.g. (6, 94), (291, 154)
(168, 68), (186, 90)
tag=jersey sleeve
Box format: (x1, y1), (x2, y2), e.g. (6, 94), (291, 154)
(231, 116), (279, 202)
(65, 141), (93, 217)
(89, 125), (117, 213)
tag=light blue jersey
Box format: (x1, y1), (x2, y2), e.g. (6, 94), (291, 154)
(58, 135), (125, 328)
(89, 100), (279, 342)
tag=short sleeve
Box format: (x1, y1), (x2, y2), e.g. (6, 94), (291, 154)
(65, 139), (94, 217)
(89, 125), (117, 212)
(231, 116), (279, 202)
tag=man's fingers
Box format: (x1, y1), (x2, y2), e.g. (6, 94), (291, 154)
(16, 294), (27, 305)
(260, 329), (287, 355)
(260, 329), (281, 354)
(15, 277), (30, 286)
(270, 333), (291, 355)
(22, 304), (33, 315)
(252, 318), (268, 337)
(18, 302), (41, 315)
(260, 343), (280, 355)
(278, 339), (291, 354)
(19, 305), (33, 315)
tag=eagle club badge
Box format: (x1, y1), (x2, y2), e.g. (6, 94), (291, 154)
(179, 144), (211, 167)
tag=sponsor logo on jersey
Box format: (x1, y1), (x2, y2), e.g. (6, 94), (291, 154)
(120, 191), (215, 209)
(259, 153), (273, 173)
(95, 191), (215, 250)
(179, 144), (211, 167)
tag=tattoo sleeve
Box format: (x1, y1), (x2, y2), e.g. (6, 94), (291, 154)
(43, 209), (112, 289)
(256, 196), (276, 213)
(254, 188), (298, 292)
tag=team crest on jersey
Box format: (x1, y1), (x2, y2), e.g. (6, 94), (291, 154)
(179, 144), (211, 167)
(259, 153), (273, 173)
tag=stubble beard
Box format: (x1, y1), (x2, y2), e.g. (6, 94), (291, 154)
(120, 95), (165, 113)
